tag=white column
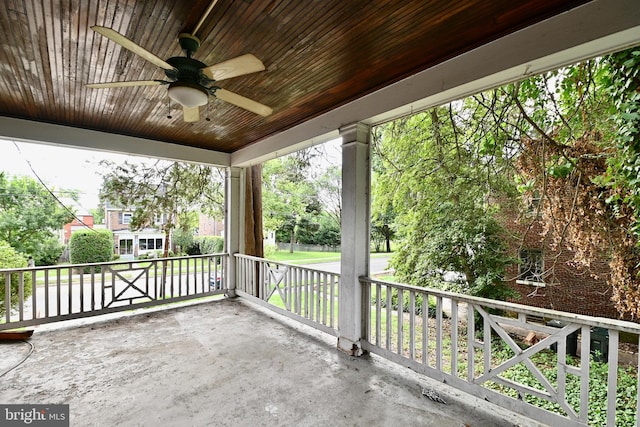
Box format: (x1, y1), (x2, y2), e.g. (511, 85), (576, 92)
(337, 122), (371, 356)
(225, 167), (244, 297)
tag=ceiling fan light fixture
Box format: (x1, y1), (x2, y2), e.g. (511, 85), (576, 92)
(168, 82), (208, 108)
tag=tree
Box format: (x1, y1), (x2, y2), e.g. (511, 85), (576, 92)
(99, 160), (224, 259)
(510, 49), (640, 318)
(90, 204), (105, 224)
(372, 104), (517, 300)
(262, 149), (323, 252)
(372, 47), (640, 316)
(0, 173), (75, 265)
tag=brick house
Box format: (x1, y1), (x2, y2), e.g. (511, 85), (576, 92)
(501, 208), (619, 319)
(104, 202), (167, 259)
(62, 213), (95, 244)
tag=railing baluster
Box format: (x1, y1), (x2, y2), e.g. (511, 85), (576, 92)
(101, 266), (106, 309)
(607, 329), (619, 426)
(450, 299), (458, 376)
(422, 292), (428, 366)
(376, 282), (382, 347)
(322, 271), (328, 325)
(315, 272), (322, 323)
(557, 326), (567, 412)
(483, 310), (490, 377)
(467, 304), (475, 381)
(435, 296), (443, 372)
(79, 269), (84, 314)
(56, 267), (61, 315)
(68, 267), (72, 315)
(409, 290), (415, 360)
(90, 269), (95, 312)
(4, 272), (10, 323)
(44, 270), (49, 318)
(580, 326), (590, 424)
(31, 270), (37, 320)
(18, 272), (24, 321)
(636, 333), (640, 427)
(385, 284), (392, 351)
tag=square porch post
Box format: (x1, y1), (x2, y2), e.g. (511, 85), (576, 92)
(225, 167), (245, 297)
(338, 122), (371, 356)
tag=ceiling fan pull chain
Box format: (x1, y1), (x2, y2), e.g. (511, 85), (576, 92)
(206, 102), (211, 122)
(166, 99), (173, 119)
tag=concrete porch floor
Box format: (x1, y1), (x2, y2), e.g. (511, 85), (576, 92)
(1, 298), (544, 426)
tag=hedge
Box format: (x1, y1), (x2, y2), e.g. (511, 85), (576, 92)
(186, 236), (224, 255)
(69, 229), (114, 273)
(0, 240), (32, 317)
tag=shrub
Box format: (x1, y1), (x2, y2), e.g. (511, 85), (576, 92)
(196, 236), (224, 254)
(69, 229), (114, 273)
(172, 228), (194, 254)
(0, 240), (32, 317)
(34, 236), (66, 266)
(372, 287), (446, 317)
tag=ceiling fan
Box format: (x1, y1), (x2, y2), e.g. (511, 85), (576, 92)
(86, 1), (272, 122)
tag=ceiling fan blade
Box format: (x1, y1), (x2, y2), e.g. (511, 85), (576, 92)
(183, 106), (200, 122)
(215, 89), (272, 117)
(86, 80), (164, 89)
(91, 26), (175, 71)
(192, 0), (220, 38)
(202, 54), (265, 81)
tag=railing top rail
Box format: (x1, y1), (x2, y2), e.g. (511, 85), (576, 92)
(362, 276), (640, 334)
(0, 253), (228, 273)
(235, 253), (339, 276)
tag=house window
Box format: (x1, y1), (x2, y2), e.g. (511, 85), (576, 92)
(517, 249), (545, 286)
(118, 212), (132, 224)
(119, 239), (133, 255)
(154, 213), (167, 225)
(139, 238), (163, 251)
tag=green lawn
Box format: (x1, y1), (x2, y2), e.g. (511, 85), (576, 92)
(266, 251), (341, 264)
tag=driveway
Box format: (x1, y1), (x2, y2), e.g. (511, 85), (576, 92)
(303, 255), (391, 274)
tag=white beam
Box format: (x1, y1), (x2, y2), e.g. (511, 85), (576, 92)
(231, 0), (640, 166)
(0, 117), (230, 167)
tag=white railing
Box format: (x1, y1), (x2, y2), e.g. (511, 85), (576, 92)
(235, 254), (339, 336)
(1, 254), (227, 330)
(361, 277), (640, 427)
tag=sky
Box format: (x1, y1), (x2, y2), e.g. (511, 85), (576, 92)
(0, 139), (140, 212)
(0, 138), (343, 214)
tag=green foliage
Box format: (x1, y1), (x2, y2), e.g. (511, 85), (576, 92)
(296, 214), (341, 247)
(99, 160), (224, 258)
(0, 173), (74, 265)
(489, 342), (638, 426)
(372, 106), (517, 301)
(172, 227), (194, 254)
(69, 229), (114, 272)
(603, 49), (640, 236)
(188, 236), (224, 255)
(0, 240), (32, 316)
(262, 148), (341, 250)
(89, 205), (105, 225)
(372, 288), (445, 317)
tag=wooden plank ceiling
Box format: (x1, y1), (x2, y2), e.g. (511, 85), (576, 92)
(0, 0), (590, 153)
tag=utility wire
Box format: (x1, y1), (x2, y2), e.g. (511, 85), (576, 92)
(11, 141), (100, 233)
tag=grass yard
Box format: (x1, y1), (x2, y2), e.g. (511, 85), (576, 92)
(266, 251), (341, 264)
